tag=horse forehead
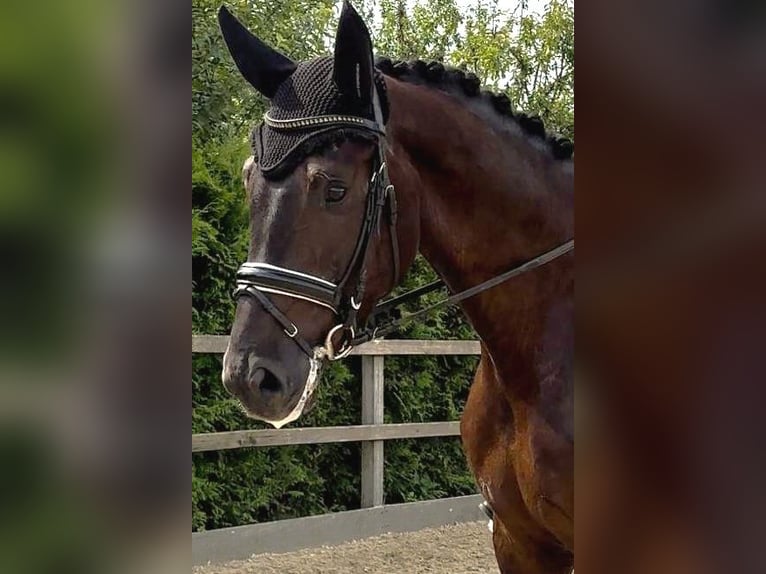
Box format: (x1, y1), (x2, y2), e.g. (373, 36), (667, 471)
(306, 142), (373, 175)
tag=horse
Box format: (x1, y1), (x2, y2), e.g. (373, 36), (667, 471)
(217, 3), (574, 572)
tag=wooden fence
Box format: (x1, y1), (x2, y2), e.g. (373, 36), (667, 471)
(192, 335), (483, 564)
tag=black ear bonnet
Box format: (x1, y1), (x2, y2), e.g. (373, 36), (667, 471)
(218, 3), (390, 180)
(251, 56), (389, 179)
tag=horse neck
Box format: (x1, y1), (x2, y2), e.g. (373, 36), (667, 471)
(387, 78), (573, 392)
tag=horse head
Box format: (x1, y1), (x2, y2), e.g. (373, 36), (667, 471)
(218, 3), (417, 426)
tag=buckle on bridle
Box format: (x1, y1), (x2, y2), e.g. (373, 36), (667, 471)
(324, 324), (355, 361)
(283, 322), (299, 338)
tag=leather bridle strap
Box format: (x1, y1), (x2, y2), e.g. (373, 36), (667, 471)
(335, 83), (396, 338)
(234, 285), (315, 357)
(367, 278), (445, 324)
(385, 179), (400, 288)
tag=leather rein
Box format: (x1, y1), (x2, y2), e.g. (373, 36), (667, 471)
(234, 87), (574, 361)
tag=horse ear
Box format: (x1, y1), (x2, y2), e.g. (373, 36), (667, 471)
(332, 1), (375, 106)
(218, 5), (296, 99)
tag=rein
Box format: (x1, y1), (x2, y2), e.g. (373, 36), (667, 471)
(353, 239), (574, 346)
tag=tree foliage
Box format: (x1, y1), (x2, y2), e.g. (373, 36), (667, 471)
(192, 0), (573, 531)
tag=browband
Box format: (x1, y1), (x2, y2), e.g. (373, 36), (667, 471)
(263, 112), (385, 136)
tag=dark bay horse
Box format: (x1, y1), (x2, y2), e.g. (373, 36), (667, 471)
(218, 3), (573, 572)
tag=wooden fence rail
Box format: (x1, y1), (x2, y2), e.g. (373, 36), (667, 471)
(192, 335), (481, 561)
(193, 334), (481, 355)
(192, 421), (461, 451)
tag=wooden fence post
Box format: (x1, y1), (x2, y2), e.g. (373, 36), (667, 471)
(361, 354), (385, 507)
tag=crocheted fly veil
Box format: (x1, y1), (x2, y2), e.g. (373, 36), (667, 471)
(218, 2), (389, 179)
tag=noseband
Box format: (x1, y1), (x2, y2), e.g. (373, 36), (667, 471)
(233, 87), (399, 360)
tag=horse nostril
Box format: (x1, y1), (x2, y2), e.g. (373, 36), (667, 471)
(253, 367), (283, 394)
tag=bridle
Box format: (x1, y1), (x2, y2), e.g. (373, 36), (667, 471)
(233, 84), (574, 362)
(234, 85), (399, 361)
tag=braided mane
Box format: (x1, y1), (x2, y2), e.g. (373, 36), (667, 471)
(375, 57), (574, 161)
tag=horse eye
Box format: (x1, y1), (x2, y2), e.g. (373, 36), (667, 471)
(326, 185), (347, 203)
